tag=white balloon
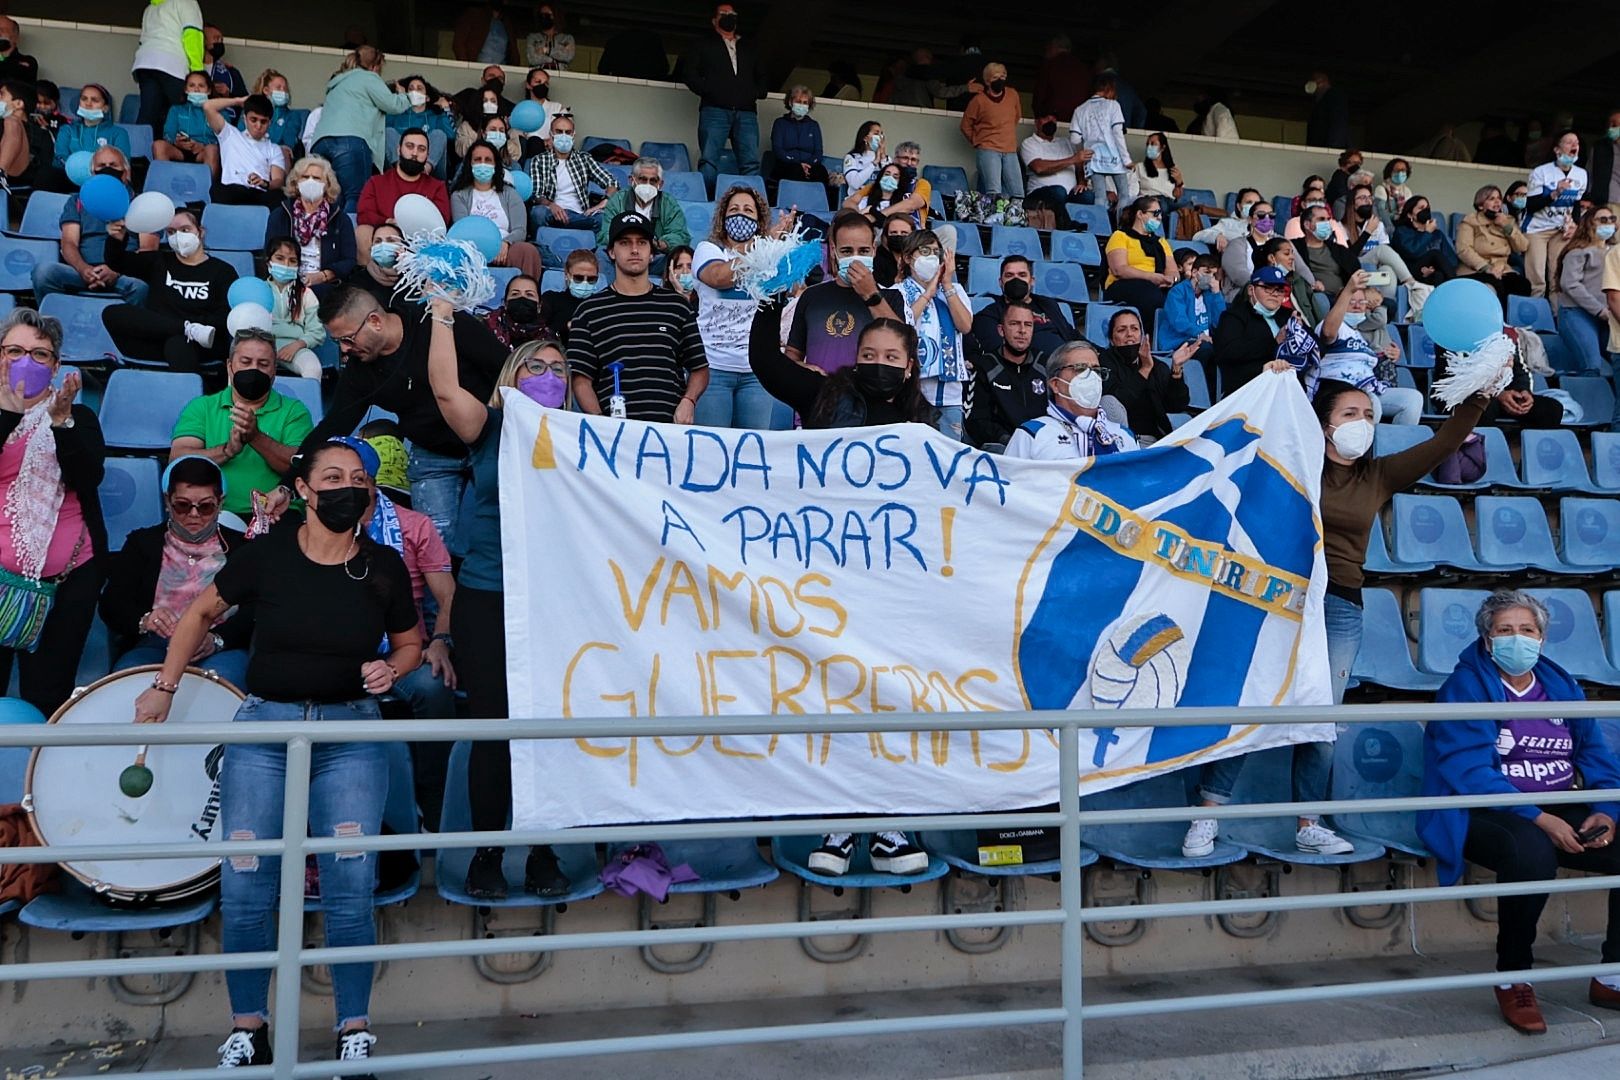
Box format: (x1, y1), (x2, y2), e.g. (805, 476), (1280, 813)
(226, 302), (273, 336)
(394, 193), (446, 237)
(125, 191), (177, 235)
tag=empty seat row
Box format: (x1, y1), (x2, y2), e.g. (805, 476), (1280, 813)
(1381, 493), (1618, 576)
(1374, 425), (1620, 494)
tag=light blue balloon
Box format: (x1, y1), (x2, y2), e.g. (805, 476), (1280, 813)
(78, 174), (131, 223)
(506, 168), (533, 203)
(0, 696), (46, 724)
(510, 100), (544, 134)
(227, 277), (275, 312)
(1422, 278), (1503, 352)
(65, 150), (95, 187)
(448, 215), (503, 261)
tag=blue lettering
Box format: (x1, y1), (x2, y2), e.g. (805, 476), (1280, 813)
(681, 429), (731, 492)
(796, 438), (843, 488)
(1221, 561), (1247, 591)
(722, 505), (772, 564)
(1259, 577), (1292, 605)
(1093, 505), (1122, 537)
(576, 418), (625, 476)
(1182, 545), (1218, 579)
(924, 442), (972, 490)
(841, 440), (876, 488)
(870, 503), (927, 571)
(874, 433), (912, 492)
(660, 500), (706, 551)
(964, 453), (1009, 506)
(732, 432), (772, 490)
(635, 426), (673, 485)
(770, 512), (804, 564)
(840, 510), (873, 570)
(1091, 728), (1120, 767)
(1153, 527), (1180, 560)
(798, 506), (841, 568)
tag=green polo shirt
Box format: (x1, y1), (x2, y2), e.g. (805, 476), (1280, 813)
(171, 388), (315, 515)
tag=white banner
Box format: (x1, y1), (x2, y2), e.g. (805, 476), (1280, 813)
(502, 373), (1333, 830)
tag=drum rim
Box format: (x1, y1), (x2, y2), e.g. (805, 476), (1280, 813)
(25, 664), (245, 896)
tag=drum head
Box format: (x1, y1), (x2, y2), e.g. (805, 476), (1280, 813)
(27, 666), (243, 899)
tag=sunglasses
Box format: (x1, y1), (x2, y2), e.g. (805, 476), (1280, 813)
(1253, 211), (1276, 220)
(170, 498), (219, 517)
(569, 275), (599, 284)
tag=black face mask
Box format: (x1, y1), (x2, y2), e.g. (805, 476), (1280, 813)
(988, 79), (1006, 94)
(232, 368), (272, 401)
(1002, 340), (1028, 358)
(538, 13), (555, 29)
(897, 164), (917, 183)
(311, 485), (371, 534)
(209, 42), (225, 60)
(94, 165), (123, 178)
(485, 78), (505, 96)
(0, 39), (12, 54)
(398, 157), (426, 177)
(1003, 278), (1030, 302)
(1038, 121), (1057, 139)
(717, 12), (739, 32)
(886, 235), (908, 253)
(1481, 207), (1498, 220)
(1354, 204), (1374, 220)
(529, 83), (548, 100)
(852, 362), (906, 401)
(1414, 208), (1432, 225)
(506, 297), (539, 324)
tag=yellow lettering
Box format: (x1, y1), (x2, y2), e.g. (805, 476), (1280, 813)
(609, 558), (664, 632)
(706, 564), (760, 633)
(705, 649), (757, 715)
(660, 560), (710, 630)
(758, 576), (806, 638)
(763, 645), (811, 715)
(794, 573), (849, 638)
(954, 669), (1000, 711)
(818, 654), (867, 713)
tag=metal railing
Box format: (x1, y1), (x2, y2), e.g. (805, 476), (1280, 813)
(4, 700), (1620, 1079)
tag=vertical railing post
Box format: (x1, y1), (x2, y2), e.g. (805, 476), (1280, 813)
(272, 735), (314, 1078)
(1058, 722), (1083, 1080)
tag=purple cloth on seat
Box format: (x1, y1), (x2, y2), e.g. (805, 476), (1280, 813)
(599, 843), (700, 901)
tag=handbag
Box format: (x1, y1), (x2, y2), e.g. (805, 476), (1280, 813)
(0, 527), (86, 653)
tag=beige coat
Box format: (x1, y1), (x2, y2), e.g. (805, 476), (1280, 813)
(1455, 210), (1528, 273)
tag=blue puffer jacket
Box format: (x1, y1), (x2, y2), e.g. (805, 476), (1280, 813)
(1417, 638), (1620, 886)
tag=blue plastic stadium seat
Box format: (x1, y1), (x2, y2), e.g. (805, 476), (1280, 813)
(201, 203), (270, 251)
(1085, 302), (1134, 343)
(98, 457), (162, 553)
(0, 237), (58, 291)
(601, 163), (631, 190)
(681, 200), (714, 238)
(1327, 721), (1432, 856)
(1180, 359), (1212, 411)
(661, 171), (707, 203)
(1560, 376), (1615, 430)
(1412, 426), (1527, 491)
(920, 165), (970, 196)
(1520, 428), (1603, 492)
(989, 225), (1041, 259)
(435, 742), (603, 907)
(581, 136), (631, 155)
(1081, 770), (1247, 870)
(1050, 230), (1102, 266)
(966, 256), (1002, 296)
(940, 222), (983, 257)
(119, 123), (154, 162)
(715, 173), (766, 200)
(16, 191), (70, 240)
(1390, 493), (1493, 573)
(1417, 587), (1492, 674)
(1372, 424), (1434, 467)
(19, 880), (217, 933)
(214, 249), (257, 280)
(1035, 261), (1087, 303)
(1179, 239), (1211, 255)
(1560, 498), (1620, 571)
(1363, 509), (1434, 575)
(970, 295), (994, 315)
(917, 828), (1095, 878)
(1593, 432), (1620, 492)
(1474, 496), (1574, 573)
(1404, 323), (1436, 369)
(1606, 592), (1620, 668)
(1219, 745), (1385, 865)
(1166, 411), (1192, 429)
(1353, 588), (1443, 691)
(534, 226), (595, 266)
(1528, 589), (1620, 684)
(775, 178), (829, 212)
(1506, 295), (1555, 332)
(118, 93), (140, 126)
(639, 141), (694, 175)
(771, 834), (948, 889)
(275, 376), (324, 424)
(40, 294), (122, 364)
(540, 269), (564, 294)
(1066, 203), (1111, 236)
(100, 369), (204, 451)
(143, 160), (213, 206)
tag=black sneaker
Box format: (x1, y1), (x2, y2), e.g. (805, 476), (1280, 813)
(807, 833), (856, 875)
(524, 844), (572, 898)
(334, 1028), (377, 1079)
(217, 1025), (272, 1068)
(463, 846), (508, 900)
(869, 831), (929, 874)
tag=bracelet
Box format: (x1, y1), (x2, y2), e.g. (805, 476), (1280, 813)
(139, 611), (153, 632)
(151, 675), (179, 694)
(385, 663), (399, 682)
(431, 315), (454, 328)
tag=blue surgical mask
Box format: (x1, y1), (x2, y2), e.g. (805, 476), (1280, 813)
(1145, 145), (1160, 161)
(878, 174), (898, 193)
(1510, 196), (1527, 210)
(370, 241), (400, 267)
(552, 133), (574, 154)
(1557, 153), (1577, 168)
(470, 162), (497, 184)
(269, 90), (290, 108)
(1391, 171), (1408, 185)
(1343, 311), (1367, 327)
(486, 130), (507, 149)
(837, 254), (874, 282)
(568, 278), (595, 299)
(1490, 633), (1541, 677)
(1313, 221), (1334, 241)
(186, 91), (208, 106)
(676, 272), (695, 291)
(77, 106), (104, 123)
(268, 263), (298, 283)
(868, 133), (882, 151)
(1143, 216), (1162, 235)
(791, 102), (809, 119)
(1609, 126), (1620, 142)
(1600, 225), (1618, 241)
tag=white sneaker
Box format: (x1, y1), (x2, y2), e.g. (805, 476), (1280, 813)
(184, 320), (216, 348)
(1297, 822), (1354, 855)
(1181, 818), (1219, 858)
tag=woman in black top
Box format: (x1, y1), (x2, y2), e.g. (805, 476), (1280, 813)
(1095, 307), (1195, 441)
(345, 222), (406, 308)
(101, 207), (238, 372)
(133, 440), (421, 1073)
(750, 302), (934, 429)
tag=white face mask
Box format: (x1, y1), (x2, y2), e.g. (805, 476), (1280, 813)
(1066, 368), (1103, 410)
(633, 182), (658, 204)
(910, 254), (941, 283)
(297, 177), (326, 202)
(1329, 418), (1375, 460)
(408, 90), (428, 108)
(169, 231), (200, 257)
(482, 100), (498, 114)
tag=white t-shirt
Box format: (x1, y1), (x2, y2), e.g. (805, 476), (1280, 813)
(692, 240), (757, 373)
(468, 187), (508, 233)
(299, 239), (321, 276)
(553, 158), (582, 213)
(1526, 162), (1588, 234)
(217, 124), (283, 188)
(899, 277), (970, 408)
(1019, 133), (1076, 194)
(1068, 95), (1127, 175)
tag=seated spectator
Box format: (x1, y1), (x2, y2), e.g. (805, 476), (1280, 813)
(1218, 198), (1277, 293)
(971, 254), (1078, 357)
(249, 69), (301, 153)
(960, 62), (1023, 196)
(1258, 237), (1320, 319)
(455, 89), (518, 163)
(1211, 265), (1310, 397)
(540, 248), (601, 345)
(896, 229), (973, 440)
(453, 81), (509, 157)
(345, 222), (405, 307)
(1435, 328), (1563, 428)
(517, 68), (568, 151)
(892, 141), (935, 225)
(1457, 184), (1532, 309)
(1380, 158), (1413, 217)
(1291, 202), (1361, 315)
(33, 80), (72, 139)
(873, 215), (915, 287)
(1418, 588), (1620, 1036)
(842, 120), (888, 193)
(102, 208), (237, 372)
(595, 157), (692, 265)
(357, 128), (451, 261)
(202, 93), (287, 207)
(844, 162), (917, 223)
(100, 455), (251, 689)
(453, 65), (512, 129)
(169, 328), (315, 516)
(1392, 195), (1458, 284)
(964, 302), (1048, 448)
(1283, 191), (1348, 245)
(1341, 183), (1422, 301)
(484, 274), (551, 349)
(525, 113), (618, 239)
(48, 84), (131, 191)
(387, 73), (456, 166)
(662, 245), (697, 306)
(1504, 181), (1530, 225)
(1325, 148), (1362, 209)
(0, 16), (38, 85)
(476, 113), (521, 169)
(154, 71), (221, 175)
(450, 138), (544, 280)
(1131, 132), (1184, 208)
(1021, 114), (1093, 229)
(1315, 271), (1422, 424)
(1004, 342), (1140, 459)
(770, 86), (828, 189)
(1096, 307), (1195, 442)
(785, 210), (904, 373)
(1160, 253), (1226, 359)
(265, 154), (358, 299)
(525, 3), (576, 70)
(1556, 205), (1616, 374)
(34, 147), (154, 306)
(265, 237), (327, 380)
(1104, 196), (1178, 315)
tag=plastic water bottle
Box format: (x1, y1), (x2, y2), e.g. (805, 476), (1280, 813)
(608, 362), (627, 419)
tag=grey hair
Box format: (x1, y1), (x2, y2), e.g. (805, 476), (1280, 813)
(631, 156), (663, 180)
(1475, 589), (1549, 639)
(895, 140), (922, 157)
(1041, 340), (1098, 380)
(786, 84), (815, 110)
(0, 308), (63, 357)
(1473, 183), (1502, 210)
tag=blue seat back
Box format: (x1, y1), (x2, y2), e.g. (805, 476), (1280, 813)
(1521, 428), (1594, 490)
(662, 171), (708, 203)
(143, 160), (213, 206)
(119, 123), (154, 162)
(1605, 592), (1620, 668)
(1560, 497), (1620, 567)
(965, 256), (1001, 296)
(17, 192), (70, 240)
(1417, 587), (1492, 674)
(1474, 495), (1559, 569)
(775, 178), (829, 212)
(540, 269), (564, 293)
(1352, 588), (1437, 689)
(1593, 432), (1620, 491)
(0, 237), (58, 291)
(1561, 376), (1615, 429)
(1528, 588), (1620, 682)
(201, 203), (270, 252)
(1390, 493), (1480, 569)
(40, 294), (121, 364)
(989, 225), (1041, 258)
(1271, 195), (1294, 222)
(1404, 323), (1436, 368)
(940, 222), (983, 257)
(1180, 359), (1212, 410)
(214, 249), (257, 279)
(275, 376), (324, 424)
(921, 165), (970, 195)
(1507, 295), (1555, 332)
(0, 745), (32, 803)
(1066, 203), (1111, 235)
(1328, 721), (1430, 855)
(581, 136), (630, 154)
(1050, 230), (1102, 266)
(639, 141), (693, 175)
(970, 295), (994, 314)
(1034, 261), (1087, 303)
(715, 173), (766, 200)
(535, 226), (595, 265)
(100, 369), (204, 450)
(681, 200), (714, 237)
(118, 93), (140, 126)
(98, 457), (162, 553)
(1085, 302), (1134, 343)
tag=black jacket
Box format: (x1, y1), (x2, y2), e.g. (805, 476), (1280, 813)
(1210, 301), (1284, 398)
(0, 406), (106, 564)
(99, 522), (253, 651)
(1097, 345), (1190, 440)
(683, 32), (767, 112)
(1587, 137), (1616, 203)
(266, 200), (358, 282)
(965, 345), (1048, 448)
(1290, 235), (1364, 291)
(971, 294), (1078, 359)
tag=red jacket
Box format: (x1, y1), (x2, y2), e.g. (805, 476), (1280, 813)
(356, 170), (451, 228)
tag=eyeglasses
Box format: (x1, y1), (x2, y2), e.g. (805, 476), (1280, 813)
(170, 498), (219, 517)
(1056, 363), (1109, 382)
(522, 358), (567, 376)
(1140, 209), (1162, 217)
(1, 344), (57, 364)
(568, 275), (599, 284)
(332, 317), (375, 348)
(1253, 212), (1275, 220)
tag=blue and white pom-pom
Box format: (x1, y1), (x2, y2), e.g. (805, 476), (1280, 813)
(394, 233), (497, 313)
(730, 228), (824, 300)
(1428, 331), (1516, 409)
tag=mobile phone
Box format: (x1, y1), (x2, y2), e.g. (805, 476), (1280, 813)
(1364, 268), (1394, 288)
(1577, 823), (1610, 845)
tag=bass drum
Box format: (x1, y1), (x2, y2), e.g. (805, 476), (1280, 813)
(24, 665), (244, 903)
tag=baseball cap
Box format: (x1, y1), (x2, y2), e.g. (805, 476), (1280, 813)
(607, 211), (654, 245)
(1251, 265), (1290, 287)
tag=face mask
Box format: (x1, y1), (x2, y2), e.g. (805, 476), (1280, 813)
(1556, 153), (1576, 168)
(1392, 170), (1408, 185)
(311, 485), (370, 534)
(717, 12), (739, 32)
(539, 12), (555, 29)
(988, 79), (1006, 94)
(868, 133), (882, 151)
(724, 213), (759, 243)
(1303, 80), (1318, 96)
(1490, 633), (1542, 677)
(169, 231), (200, 257)
(852, 361), (906, 399)
(1526, 128), (1542, 142)
(168, 514), (219, 545)
(1254, 216), (1275, 235)
(398, 157), (425, 176)
(1329, 418), (1375, 460)
(1255, 296), (1282, 316)
(0, 39), (10, 53)
(1003, 277), (1030, 301)
(1343, 311), (1367, 327)
(1510, 196), (1527, 210)
(408, 90), (428, 108)
(471, 162), (497, 184)
(485, 78), (505, 95)
(518, 371), (567, 407)
(551, 133), (574, 154)
(1414, 208), (1432, 225)
(270, 90), (290, 108)
(885, 235), (908, 252)
(1067, 368), (1103, 410)
(529, 83), (549, 100)
(1609, 127), (1620, 142)
(879, 174), (899, 193)
(186, 91), (208, 106)
(1038, 121), (1057, 139)
(1599, 225), (1617, 241)
(1355, 204), (1373, 220)
(8, 356), (52, 398)
(837, 254), (874, 282)
(1143, 217), (1162, 235)
(232, 367), (273, 401)
(505, 297), (539, 323)
(0, 102), (10, 121)
(567, 279), (595, 299)
(1145, 145), (1161, 161)
(209, 42), (225, 60)
(297, 177), (326, 202)
(77, 106), (104, 123)
(1238, 203), (1256, 219)
(486, 130), (507, 150)
(268, 262), (298, 283)
(911, 254), (940, 282)
(791, 102), (809, 119)
(676, 272), (695, 291)
(482, 100), (499, 115)
(370, 242), (400, 268)
(1308, 220), (1329, 241)
(94, 165), (122, 178)
(634, 182), (658, 204)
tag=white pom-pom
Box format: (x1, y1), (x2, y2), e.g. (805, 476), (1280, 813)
(729, 228), (824, 300)
(1429, 332), (1516, 409)
(394, 234), (497, 314)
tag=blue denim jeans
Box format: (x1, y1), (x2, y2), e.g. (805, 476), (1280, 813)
(934, 405), (965, 442)
(1324, 591), (1363, 706)
(394, 661), (455, 720)
(407, 445), (472, 555)
(311, 136), (374, 216)
(974, 149), (1025, 197)
(32, 263), (149, 306)
(692, 369), (793, 430)
(697, 106), (760, 187)
(220, 696), (387, 1029)
(1557, 305), (1608, 375)
(529, 206), (602, 236)
(117, 634), (249, 690)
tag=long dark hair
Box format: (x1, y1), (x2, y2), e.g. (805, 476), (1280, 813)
(399, 73), (448, 113)
(808, 318), (932, 427)
(1311, 378), (1375, 479)
(870, 162), (911, 208)
(1141, 131), (1175, 177)
(266, 236), (305, 322)
(1119, 197), (1166, 272)
(453, 139), (508, 191)
(849, 119), (882, 157)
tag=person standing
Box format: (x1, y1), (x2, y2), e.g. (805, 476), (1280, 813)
(1524, 131), (1588, 304)
(960, 63), (1023, 197)
(784, 211), (904, 373)
(1032, 34), (1091, 121)
(132, 0), (205, 139)
(309, 47), (413, 216)
(523, 3), (576, 70)
(1305, 70), (1349, 149)
(683, 2), (766, 190)
(896, 230), (972, 439)
(0, 17), (39, 86)
(692, 187), (791, 429)
(1069, 74), (1131, 209)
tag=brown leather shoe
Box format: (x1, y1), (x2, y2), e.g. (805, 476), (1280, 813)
(1495, 983), (1547, 1034)
(1589, 978), (1620, 1011)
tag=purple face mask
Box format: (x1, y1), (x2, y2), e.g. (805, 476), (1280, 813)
(518, 371), (566, 408)
(1254, 216), (1275, 236)
(9, 356), (53, 398)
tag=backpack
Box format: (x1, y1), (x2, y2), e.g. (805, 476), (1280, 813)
(1432, 432), (1486, 486)
(0, 802), (57, 907)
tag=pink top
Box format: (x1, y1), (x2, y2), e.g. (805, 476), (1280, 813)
(0, 434), (91, 578)
(397, 505), (451, 641)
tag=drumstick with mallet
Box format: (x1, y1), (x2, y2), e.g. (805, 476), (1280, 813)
(120, 746), (153, 798)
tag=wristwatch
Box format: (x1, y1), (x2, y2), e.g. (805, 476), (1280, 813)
(862, 291), (883, 307)
(432, 632), (455, 649)
(209, 632), (225, 653)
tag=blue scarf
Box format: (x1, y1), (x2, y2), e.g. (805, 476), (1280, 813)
(367, 491), (406, 653)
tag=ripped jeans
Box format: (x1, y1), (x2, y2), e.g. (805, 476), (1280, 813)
(220, 696), (387, 1029)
